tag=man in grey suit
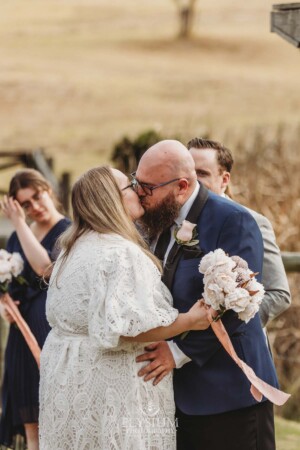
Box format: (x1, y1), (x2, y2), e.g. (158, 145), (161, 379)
(188, 137), (291, 327)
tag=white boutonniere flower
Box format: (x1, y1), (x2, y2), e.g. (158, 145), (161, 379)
(174, 220), (199, 247)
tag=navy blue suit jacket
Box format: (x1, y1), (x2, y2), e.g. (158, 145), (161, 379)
(164, 185), (279, 415)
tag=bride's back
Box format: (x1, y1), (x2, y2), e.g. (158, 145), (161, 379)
(46, 231), (125, 336)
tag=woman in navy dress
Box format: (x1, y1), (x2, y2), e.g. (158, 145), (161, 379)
(0, 169), (70, 450)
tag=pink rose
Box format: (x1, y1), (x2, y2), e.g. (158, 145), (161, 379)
(176, 220), (196, 242)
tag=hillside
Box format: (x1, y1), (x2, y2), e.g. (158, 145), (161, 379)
(0, 0), (299, 178)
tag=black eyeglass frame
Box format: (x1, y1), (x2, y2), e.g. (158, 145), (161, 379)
(130, 172), (183, 196)
(121, 181), (136, 191)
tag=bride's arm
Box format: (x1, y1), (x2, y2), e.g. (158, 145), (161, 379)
(122, 301), (210, 342)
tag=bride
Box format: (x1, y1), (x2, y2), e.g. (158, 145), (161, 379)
(39, 166), (209, 450)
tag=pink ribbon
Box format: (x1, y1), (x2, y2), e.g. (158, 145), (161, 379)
(1, 292), (41, 368)
(208, 310), (290, 406)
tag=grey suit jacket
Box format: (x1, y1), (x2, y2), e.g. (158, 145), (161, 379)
(245, 207), (291, 327)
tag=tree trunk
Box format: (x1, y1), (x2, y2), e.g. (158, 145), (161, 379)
(174, 0), (197, 39)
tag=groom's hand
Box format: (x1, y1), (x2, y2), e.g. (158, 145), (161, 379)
(136, 341), (175, 385)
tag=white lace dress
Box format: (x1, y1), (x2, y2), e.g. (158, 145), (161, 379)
(39, 232), (178, 450)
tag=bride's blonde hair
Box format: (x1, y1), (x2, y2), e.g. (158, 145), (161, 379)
(58, 166), (161, 272)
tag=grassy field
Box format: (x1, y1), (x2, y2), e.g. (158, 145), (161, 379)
(276, 416), (300, 450)
(1, 0), (300, 179)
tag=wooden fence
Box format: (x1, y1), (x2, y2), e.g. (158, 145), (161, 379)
(281, 252), (300, 272)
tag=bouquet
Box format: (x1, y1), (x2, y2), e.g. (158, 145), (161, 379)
(199, 249), (264, 323)
(0, 249), (41, 368)
(183, 248), (290, 406)
(0, 249), (26, 291)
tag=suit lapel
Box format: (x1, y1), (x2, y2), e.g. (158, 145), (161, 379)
(162, 183), (209, 290)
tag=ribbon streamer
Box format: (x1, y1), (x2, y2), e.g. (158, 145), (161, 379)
(1, 292), (41, 368)
(208, 311), (290, 406)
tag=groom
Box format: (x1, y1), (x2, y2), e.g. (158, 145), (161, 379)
(134, 140), (278, 450)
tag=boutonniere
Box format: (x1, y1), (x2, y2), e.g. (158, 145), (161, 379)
(174, 220), (199, 247)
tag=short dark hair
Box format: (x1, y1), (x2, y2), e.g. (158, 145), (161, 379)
(9, 168), (62, 211)
(9, 169), (52, 198)
(187, 138), (234, 173)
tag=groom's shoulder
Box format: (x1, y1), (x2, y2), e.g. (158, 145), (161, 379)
(204, 190), (251, 217)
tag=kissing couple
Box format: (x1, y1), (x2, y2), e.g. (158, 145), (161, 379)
(39, 140), (278, 450)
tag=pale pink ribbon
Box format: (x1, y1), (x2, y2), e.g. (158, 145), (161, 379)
(1, 292), (41, 368)
(207, 310), (290, 406)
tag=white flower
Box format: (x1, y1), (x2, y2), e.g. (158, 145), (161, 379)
(231, 255), (249, 270)
(238, 300), (260, 323)
(214, 273), (238, 294)
(198, 248), (265, 324)
(247, 278), (264, 305)
(224, 288), (251, 313)
(204, 271), (237, 292)
(0, 251), (25, 286)
(10, 253), (24, 277)
(203, 283), (225, 310)
(205, 263), (237, 280)
(199, 249), (235, 274)
(0, 249), (11, 261)
(0, 261), (12, 283)
(235, 268), (253, 285)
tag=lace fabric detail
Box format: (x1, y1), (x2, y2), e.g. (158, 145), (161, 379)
(39, 232), (177, 449)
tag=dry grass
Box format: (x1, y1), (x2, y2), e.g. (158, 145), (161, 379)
(1, 0), (300, 179)
(276, 416), (300, 450)
(229, 126), (300, 252)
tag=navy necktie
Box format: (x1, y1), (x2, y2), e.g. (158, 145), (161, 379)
(154, 226), (172, 262)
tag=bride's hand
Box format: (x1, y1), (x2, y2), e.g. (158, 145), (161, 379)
(187, 299), (211, 331)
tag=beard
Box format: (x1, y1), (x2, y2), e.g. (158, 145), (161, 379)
(138, 192), (182, 239)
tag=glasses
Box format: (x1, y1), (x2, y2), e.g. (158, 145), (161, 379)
(121, 181), (136, 191)
(20, 191), (46, 212)
(130, 172), (182, 196)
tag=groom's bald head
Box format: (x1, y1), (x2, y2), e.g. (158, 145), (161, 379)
(138, 140), (197, 184)
(135, 140), (197, 234)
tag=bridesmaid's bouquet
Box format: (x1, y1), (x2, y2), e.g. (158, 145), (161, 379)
(0, 249), (26, 292)
(0, 249), (41, 368)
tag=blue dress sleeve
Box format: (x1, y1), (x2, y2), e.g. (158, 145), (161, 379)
(42, 218), (71, 261)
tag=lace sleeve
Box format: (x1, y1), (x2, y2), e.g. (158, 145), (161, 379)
(88, 242), (178, 349)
